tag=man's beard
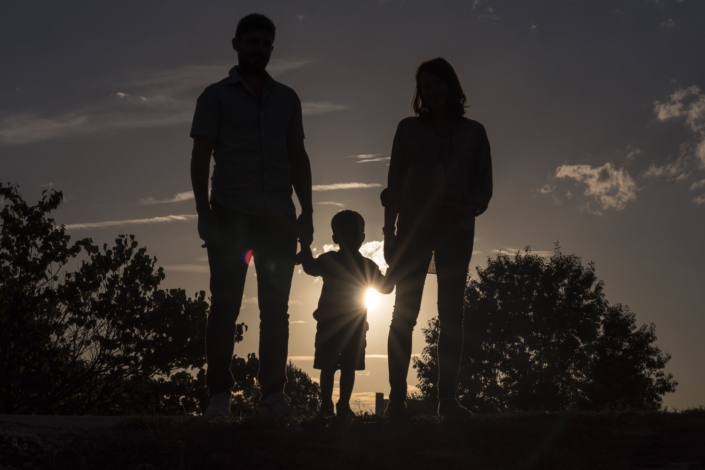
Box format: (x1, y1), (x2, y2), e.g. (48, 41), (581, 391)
(239, 53), (268, 74)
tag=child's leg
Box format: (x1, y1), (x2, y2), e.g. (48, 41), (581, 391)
(338, 368), (356, 404)
(320, 367), (336, 406)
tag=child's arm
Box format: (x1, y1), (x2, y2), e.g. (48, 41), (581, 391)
(297, 246), (325, 277)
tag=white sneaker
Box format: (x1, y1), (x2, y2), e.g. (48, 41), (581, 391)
(258, 392), (297, 416)
(204, 391), (232, 418)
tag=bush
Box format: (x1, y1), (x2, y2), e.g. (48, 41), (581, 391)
(413, 246), (677, 412)
(0, 183), (320, 415)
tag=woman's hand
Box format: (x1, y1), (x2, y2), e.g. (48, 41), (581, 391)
(383, 227), (397, 265)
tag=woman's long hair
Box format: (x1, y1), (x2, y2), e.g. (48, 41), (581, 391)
(412, 58), (467, 118)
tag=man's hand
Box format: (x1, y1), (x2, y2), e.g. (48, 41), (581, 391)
(297, 212), (314, 247)
(198, 209), (219, 247)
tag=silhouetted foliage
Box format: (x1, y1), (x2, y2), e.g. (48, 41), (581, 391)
(0, 183), (210, 414)
(0, 183), (321, 415)
(413, 247), (677, 412)
(285, 362), (321, 413)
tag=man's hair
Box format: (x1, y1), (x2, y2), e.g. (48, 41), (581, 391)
(235, 13), (276, 41)
(331, 210), (365, 237)
(412, 57), (467, 118)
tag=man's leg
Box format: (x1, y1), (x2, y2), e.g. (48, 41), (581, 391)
(205, 205), (251, 397)
(252, 214), (297, 398)
(387, 227), (433, 404)
(433, 227), (474, 401)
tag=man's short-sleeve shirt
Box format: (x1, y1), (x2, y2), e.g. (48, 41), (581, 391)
(190, 66), (305, 217)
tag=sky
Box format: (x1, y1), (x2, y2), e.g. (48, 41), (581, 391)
(2, 0), (704, 411)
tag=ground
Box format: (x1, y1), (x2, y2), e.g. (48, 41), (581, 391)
(1, 410), (704, 469)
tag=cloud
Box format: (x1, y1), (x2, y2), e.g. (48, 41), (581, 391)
(301, 101), (349, 116)
(0, 114), (90, 145)
(625, 145), (642, 161)
(643, 150), (693, 181)
(530, 23), (539, 33)
(651, 86), (705, 189)
(660, 18), (675, 28)
(493, 247), (553, 258)
(140, 191), (194, 205)
(537, 184), (561, 205)
(315, 201), (345, 207)
(654, 86), (705, 130)
(288, 354), (393, 361)
(312, 182), (382, 191)
(317, 240), (388, 274)
(555, 163), (637, 213)
(0, 59), (312, 146)
(352, 154), (391, 163)
(160, 264), (209, 273)
(64, 214), (197, 230)
(690, 178), (705, 205)
(360, 240), (388, 274)
(691, 179), (705, 191)
(481, 6), (500, 21)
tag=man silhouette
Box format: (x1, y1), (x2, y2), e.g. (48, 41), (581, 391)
(190, 13), (313, 416)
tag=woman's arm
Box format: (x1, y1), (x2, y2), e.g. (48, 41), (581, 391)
(384, 121), (407, 234)
(470, 123), (493, 214)
(383, 121), (407, 264)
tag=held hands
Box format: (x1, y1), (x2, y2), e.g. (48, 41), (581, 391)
(297, 212), (314, 247)
(383, 227), (397, 265)
(295, 244), (312, 266)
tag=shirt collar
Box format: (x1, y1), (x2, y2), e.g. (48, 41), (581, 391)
(227, 66), (273, 88)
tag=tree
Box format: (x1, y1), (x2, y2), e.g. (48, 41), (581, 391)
(0, 183), (210, 414)
(413, 247), (677, 412)
(1, 183), (321, 415)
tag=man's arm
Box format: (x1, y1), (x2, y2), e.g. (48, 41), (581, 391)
(288, 138), (314, 247)
(190, 136), (217, 245)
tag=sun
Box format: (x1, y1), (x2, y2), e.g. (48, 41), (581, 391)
(365, 288), (381, 310)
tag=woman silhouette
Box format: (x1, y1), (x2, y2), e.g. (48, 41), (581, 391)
(383, 58), (493, 417)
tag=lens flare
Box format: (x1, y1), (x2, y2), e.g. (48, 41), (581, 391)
(365, 288), (381, 310)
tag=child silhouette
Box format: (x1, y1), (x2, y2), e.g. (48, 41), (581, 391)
(297, 210), (393, 419)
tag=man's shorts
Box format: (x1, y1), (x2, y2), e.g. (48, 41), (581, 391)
(313, 314), (368, 371)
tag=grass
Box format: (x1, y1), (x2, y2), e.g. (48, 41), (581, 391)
(2, 409), (705, 469)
